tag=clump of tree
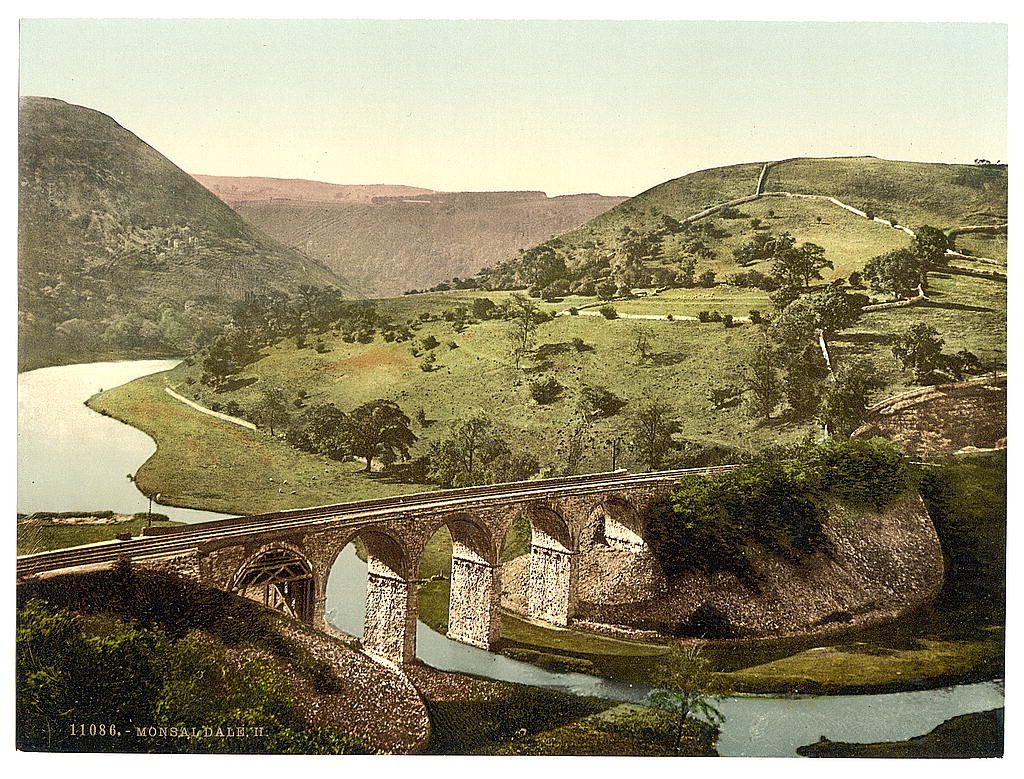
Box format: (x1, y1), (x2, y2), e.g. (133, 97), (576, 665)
(629, 397), (682, 471)
(863, 249), (925, 299)
(286, 399), (416, 472)
(427, 414), (539, 487)
(16, 595), (372, 754)
(891, 324), (982, 384)
(643, 438), (910, 581)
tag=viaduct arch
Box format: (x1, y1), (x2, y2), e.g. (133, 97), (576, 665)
(18, 468), (737, 665)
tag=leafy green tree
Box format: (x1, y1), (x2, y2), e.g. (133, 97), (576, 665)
(743, 331), (782, 419)
(863, 249), (925, 299)
(595, 279), (618, 299)
(250, 386), (289, 435)
(287, 403), (350, 459)
(504, 293), (540, 370)
(697, 269), (717, 288)
(557, 405), (595, 475)
(783, 343), (830, 419)
(646, 646), (727, 756)
(427, 414), (537, 487)
(817, 361), (874, 437)
(910, 225), (951, 265)
(771, 242), (832, 289)
(201, 328), (259, 390)
(809, 284), (862, 336)
(629, 397), (681, 471)
(892, 323), (945, 382)
(341, 399), (416, 472)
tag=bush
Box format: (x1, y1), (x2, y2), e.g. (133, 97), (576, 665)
(708, 311), (723, 323)
(748, 309), (762, 324)
(568, 307), (579, 316)
(722, 314), (734, 328)
(681, 604), (736, 639)
(697, 310), (710, 323)
(529, 377), (564, 405)
(599, 305), (618, 320)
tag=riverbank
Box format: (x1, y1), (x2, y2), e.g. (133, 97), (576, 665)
(796, 709), (1003, 758)
(405, 663), (717, 756)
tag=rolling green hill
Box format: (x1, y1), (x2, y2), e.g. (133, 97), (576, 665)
(476, 156), (1007, 295)
(231, 190), (627, 297)
(18, 97), (358, 370)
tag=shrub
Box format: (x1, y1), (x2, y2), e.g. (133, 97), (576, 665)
(748, 309), (762, 324)
(722, 314), (734, 328)
(568, 307), (579, 316)
(708, 311), (723, 323)
(599, 305), (618, 320)
(698, 310), (710, 323)
(529, 376), (564, 405)
(681, 604), (736, 639)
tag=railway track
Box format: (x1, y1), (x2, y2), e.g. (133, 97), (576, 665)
(16, 465), (743, 579)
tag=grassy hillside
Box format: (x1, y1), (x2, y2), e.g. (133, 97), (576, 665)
(763, 157), (1008, 228)
(18, 97), (357, 370)
(474, 156), (1007, 296)
(234, 190), (626, 297)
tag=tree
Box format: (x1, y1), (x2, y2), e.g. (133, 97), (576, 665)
(891, 323), (945, 383)
(910, 225), (950, 265)
(744, 331), (782, 419)
(771, 242), (832, 289)
(817, 361), (873, 437)
(629, 322), (654, 364)
(250, 386), (289, 435)
(783, 343), (830, 419)
(341, 400), (416, 472)
(287, 403), (350, 459)
(595, 279), (618, 300)
(863, 249), (925, 299)
(504, 293), (540, 371)
(646, 646), (726, 756)
(629, 397), (680, 471)
(201, 328), (259, 390)
(808, 285), (862, 336)
(557, 406), (595, 475)
(427, 414), (538, 487)
(697, 269), (717, 288)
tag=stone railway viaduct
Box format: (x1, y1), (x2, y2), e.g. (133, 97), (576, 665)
(17, 467), (739, 664)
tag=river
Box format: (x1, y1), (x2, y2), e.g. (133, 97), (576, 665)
(17, 359), (1005, 757)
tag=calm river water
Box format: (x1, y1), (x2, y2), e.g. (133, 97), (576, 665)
(18, 360), (1005, 757)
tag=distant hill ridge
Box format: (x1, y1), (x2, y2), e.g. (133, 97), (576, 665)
(192, 175), (437, 205)
(18, 97), (357, 370)
(223, 175), (629, 296)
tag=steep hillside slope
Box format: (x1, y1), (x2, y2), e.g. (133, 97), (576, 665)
(18, 97), (356, 369)
(193, 175), (435, 205)
(233, 190), (627, 297)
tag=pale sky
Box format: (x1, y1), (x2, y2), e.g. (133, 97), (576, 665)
(19, 19), (1008, 196)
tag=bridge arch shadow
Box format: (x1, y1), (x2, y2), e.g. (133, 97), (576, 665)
(588, 496), (647, 552)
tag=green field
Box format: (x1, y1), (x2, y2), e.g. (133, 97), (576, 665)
(17, 514), (181, 555)
(953, 231), (1008, 263)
